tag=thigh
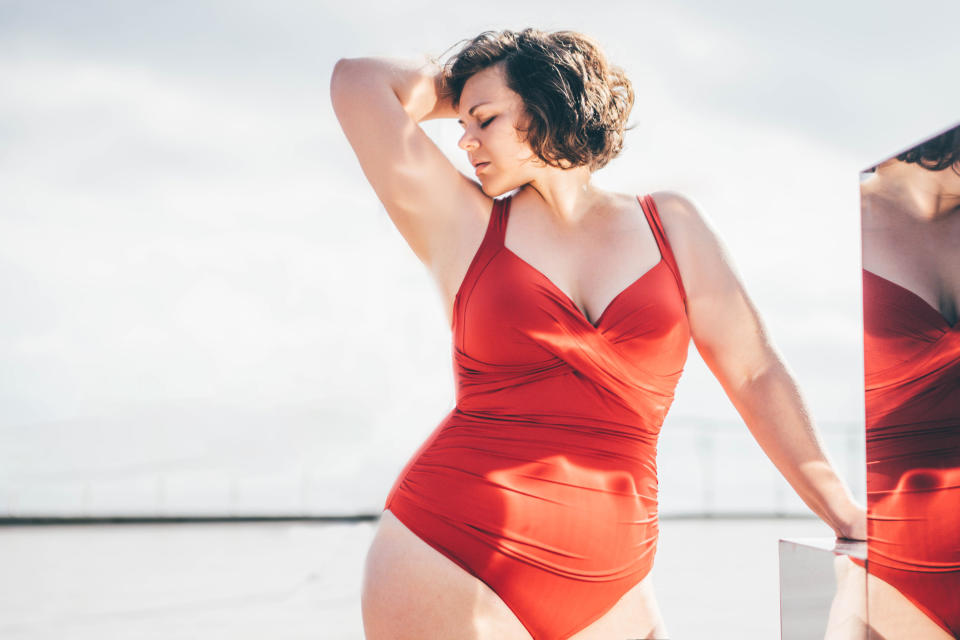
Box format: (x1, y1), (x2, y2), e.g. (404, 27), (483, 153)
(361, 509), (532, 640)
(825, 555), (868, 640)
(568, 571), (668, 640)
(865, 569), (954, 640)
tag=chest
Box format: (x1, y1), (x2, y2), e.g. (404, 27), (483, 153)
(457, 246), (690, 367)
(500, 201), (665, 328)
(862, 223), (960, 327)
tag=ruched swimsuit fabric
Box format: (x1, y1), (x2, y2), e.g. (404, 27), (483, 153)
(383, 193), (690, 639)
(850, 269), (960, 638)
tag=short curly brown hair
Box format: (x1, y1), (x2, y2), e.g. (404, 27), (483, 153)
(435, 28), (635, 173)
(896, 122), (960, 173)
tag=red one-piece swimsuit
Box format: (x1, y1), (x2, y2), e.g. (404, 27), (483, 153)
(383, 193), (690, 639)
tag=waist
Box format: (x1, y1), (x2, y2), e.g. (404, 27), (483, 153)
(387, 409), (662, 575)
(445, 404), (663, 454)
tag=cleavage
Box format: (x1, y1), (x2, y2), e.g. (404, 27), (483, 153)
(503, 199), (660, 326)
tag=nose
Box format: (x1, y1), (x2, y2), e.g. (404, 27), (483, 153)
(458, 130), (478, 151)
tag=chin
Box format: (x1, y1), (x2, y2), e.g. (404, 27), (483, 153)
(478, 180), (497, 197)
(481, 177), (527, 199)
(478, 178), (507, 198)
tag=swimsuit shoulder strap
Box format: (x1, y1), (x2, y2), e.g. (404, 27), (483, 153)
(489, 193), (511, 247)
(470, 194), (509, 259)
(638, 194), (688, 305)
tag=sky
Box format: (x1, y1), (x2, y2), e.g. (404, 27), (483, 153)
(1, 0), (958, 515)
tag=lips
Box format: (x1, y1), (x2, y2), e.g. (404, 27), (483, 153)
(474, 162), (490, 174)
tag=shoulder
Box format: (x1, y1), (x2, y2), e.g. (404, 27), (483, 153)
(647, 190), (721, 258)
(643, 190), (742, 307)
(648, 190), (709, 230)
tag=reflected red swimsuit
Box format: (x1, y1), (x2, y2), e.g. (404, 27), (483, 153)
(383, 193), (690, 639)
(851, 269), (960, 638)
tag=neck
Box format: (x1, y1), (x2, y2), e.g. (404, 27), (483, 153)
(868, 159), (960, 222)
(520, 165), (603, 226)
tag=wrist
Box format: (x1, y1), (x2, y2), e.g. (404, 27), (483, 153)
(828, 493), (867, 540)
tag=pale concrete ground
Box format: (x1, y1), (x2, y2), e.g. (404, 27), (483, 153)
(0, 516), (834, 639)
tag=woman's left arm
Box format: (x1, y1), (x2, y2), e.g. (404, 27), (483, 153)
(653, 191), (866, 540)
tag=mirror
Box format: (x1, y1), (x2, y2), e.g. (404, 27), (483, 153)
(779, 537), (868, 639)
(856, 121), (960, 639)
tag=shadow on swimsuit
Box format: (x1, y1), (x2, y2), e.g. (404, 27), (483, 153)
(392, 442), (661, 637)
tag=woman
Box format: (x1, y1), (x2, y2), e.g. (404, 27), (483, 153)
(330, 28), (865, 640)
(851, 124), (960, 639)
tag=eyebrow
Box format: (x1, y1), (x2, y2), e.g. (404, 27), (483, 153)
(456, 102), (491, 125)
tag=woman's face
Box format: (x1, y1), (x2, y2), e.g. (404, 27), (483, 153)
(456, 63), (541, 195)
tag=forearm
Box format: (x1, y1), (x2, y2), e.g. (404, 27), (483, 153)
(727, 359), (862, 536)
(332, 54), (457, 123)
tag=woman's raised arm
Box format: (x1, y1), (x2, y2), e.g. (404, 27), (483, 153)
(329, 55), (490, 268)
(654, 190), (867, 539)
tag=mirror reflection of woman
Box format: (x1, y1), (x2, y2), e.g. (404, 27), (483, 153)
(853, 124), (960, 640)
(331, 28), (866, 639)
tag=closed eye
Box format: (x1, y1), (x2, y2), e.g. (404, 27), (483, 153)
(457, 116), (496, 129)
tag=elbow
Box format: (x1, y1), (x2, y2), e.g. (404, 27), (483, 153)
(330, 58), (354, 91)
(738, 360), (777, 392)
(330, 57), (368, 87)
(732, 357), (796, 409)
(330, 57), (381, 109)
(330, 58), (361, 110)
(715, 351), (780, 400)
(332, 56), (358, 74)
